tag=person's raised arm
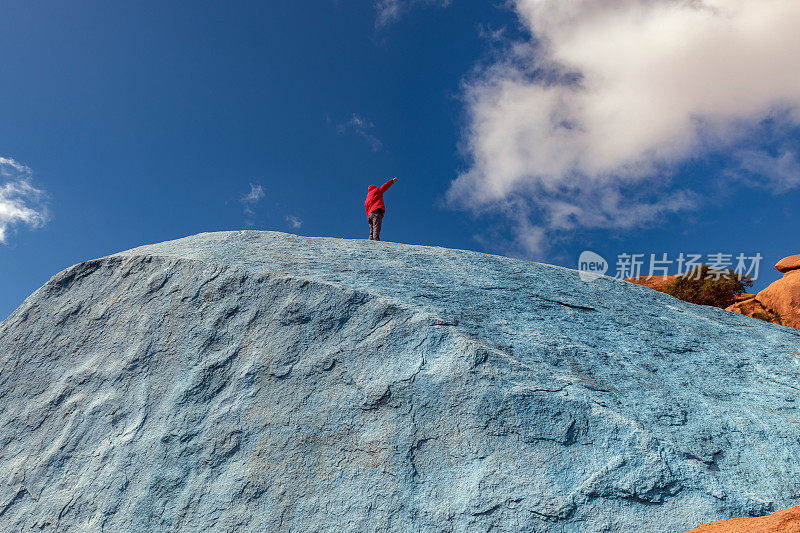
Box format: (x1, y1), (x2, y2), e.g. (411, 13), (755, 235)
(378, 177), (398, 193)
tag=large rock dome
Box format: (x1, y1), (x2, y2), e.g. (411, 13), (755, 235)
(1, 231), (799, 532)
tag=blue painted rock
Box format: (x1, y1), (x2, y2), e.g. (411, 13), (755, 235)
(1, 231), (799, 532)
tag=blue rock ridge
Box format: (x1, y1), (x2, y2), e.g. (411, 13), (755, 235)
(1, 231), (799, 532)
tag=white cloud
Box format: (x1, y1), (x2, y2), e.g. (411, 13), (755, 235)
(0, 157), (47, 244)
(449, 0), (800, 255)
(337, 114), (383, 151)
(286, 215), (302, 229)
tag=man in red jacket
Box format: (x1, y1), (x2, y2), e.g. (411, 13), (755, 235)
(364, 177), (398, 241)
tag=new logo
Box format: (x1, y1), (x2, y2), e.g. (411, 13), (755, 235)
(578, 250), (608, 282)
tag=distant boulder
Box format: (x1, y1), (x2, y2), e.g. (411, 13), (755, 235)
(721, 254), (800, 329)
(755, 269), (800, 329)
(775, 254), (800, 274)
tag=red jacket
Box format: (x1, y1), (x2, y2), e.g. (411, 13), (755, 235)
(365, 178), (396, 216)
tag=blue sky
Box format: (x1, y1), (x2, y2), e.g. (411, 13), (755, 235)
(1, 0), (799, 319)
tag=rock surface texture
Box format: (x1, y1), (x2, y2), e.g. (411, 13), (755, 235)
(1, 231), (800, 532)
(726, 254), (800, 329)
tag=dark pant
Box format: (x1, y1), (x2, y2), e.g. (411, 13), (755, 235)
(368, 210), (383, 240)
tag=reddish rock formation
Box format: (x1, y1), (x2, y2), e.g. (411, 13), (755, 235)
(624, 275), (678, 292)
(686, 505), (800, 532)
(624, 254), (800, 330)
(775, 254), (800, 274)
(755, 269), (800, 328)
(726, 296), (769, 317)
(724, 255), (800, 329)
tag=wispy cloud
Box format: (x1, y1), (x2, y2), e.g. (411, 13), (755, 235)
(286, 215), (302, 229)
(241, 183), (264, 204)
(375, 0), (451, 26)
(448, 0), (800, 256)
(0, 157), (48, 244)
(239, 183), (265, 225)
(376, 0), (402, 26)
(337, 114), (383, 151)
(732, 148), (800, 192)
